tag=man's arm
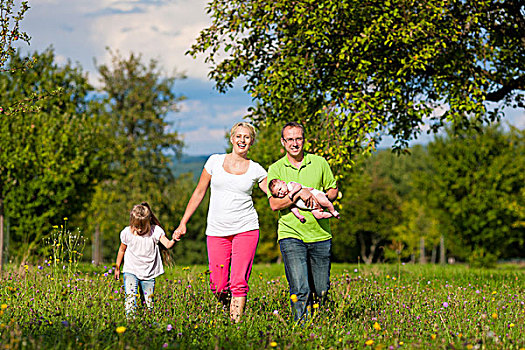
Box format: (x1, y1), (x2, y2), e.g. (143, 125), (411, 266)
(326, 187), (338, 202)
(269, 188), (320, 211)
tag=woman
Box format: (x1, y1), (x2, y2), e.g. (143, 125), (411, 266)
(173, 122), (267, 322)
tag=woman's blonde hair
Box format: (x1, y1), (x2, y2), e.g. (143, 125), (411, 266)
(230, 122), (256, 144)
(130, 204), (152, 236)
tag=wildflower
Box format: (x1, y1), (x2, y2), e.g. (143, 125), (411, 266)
(290, 294), (298, 303)
(64, 217), (68, 221)
(167, 324), (173, 331)
(443, 302), (449, 308)
(509, 323), (515, 328)
(365, 339), (374, 346)
(431, 334), (436, 340)
(492, 313), (498, 319)
(313, 303), (319, 309)
(273, 310), (279, 315)
(116, 326), (126, 334)
(492, 291), (497, 295)
(163, 344), (168, 348)
(373, 322), (381, 331)
(270, 341), (278, 347)
(1, 304), (7, 310)
(466, 345), (473, 350)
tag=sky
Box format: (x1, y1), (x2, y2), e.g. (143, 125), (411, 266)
(16, 0), (525, 155)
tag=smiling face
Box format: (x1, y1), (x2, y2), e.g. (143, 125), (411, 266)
(230, 126), (254, 155)
(270, 179), (289, 198)
(281, 126), (304, 159)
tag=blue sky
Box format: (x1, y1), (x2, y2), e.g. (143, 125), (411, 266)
(17, 0), (525, 155)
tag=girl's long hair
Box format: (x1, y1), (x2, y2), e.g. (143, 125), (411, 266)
(140, 202), (173, 265)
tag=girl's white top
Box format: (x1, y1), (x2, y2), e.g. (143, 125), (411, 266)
(204, 153), (267, 237)
(120, 225), (165, 280)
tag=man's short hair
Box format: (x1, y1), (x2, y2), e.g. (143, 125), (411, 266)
(281, 122), (305, 139)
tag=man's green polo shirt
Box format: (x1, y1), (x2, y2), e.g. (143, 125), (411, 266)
(267, 153), (337, 243)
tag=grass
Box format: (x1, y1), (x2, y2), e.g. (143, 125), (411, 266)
(0, 262), (523, 349)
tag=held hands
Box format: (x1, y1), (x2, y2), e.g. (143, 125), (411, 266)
(173, 223), (187, 241)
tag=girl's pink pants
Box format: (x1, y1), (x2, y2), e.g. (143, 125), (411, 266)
(206, 229), (259, 297)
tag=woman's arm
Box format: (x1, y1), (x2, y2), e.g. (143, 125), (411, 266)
(114, 243), (127, 280)
(258, 177), (268, 195)
(173, 168), (211, 240)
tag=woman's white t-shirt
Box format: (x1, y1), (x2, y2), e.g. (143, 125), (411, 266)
(204, 154), (267, 237)
(120, 225), (165, 280)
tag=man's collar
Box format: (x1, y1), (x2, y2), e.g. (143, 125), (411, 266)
(284, 153), (312, 168)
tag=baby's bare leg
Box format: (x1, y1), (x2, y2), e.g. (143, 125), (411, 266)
(291, 207), (306, 223)
(311, 209), (334, 220)
(315, 194), (340, 218)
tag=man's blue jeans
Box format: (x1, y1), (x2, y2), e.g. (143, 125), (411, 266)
(279, 238), (331, 322)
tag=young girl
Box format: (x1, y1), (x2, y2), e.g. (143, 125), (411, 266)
(114, 202), (176, 316)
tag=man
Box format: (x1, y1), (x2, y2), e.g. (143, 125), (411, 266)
(267, 122), (338, 321)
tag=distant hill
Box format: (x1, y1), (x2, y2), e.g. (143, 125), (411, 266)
(170, 154), (209, 180)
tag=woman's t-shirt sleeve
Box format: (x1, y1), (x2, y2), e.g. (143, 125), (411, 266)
(253, 162), (267, 183)
(204, 154), (218, 175)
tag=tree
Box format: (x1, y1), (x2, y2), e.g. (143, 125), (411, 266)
(0, 0), (31, 271)
(188, 0), (524, 174)
(421, 124), (525, 260)
(0, 48), (108, 261)
(83, 50), (187, 262)
(1, 0), (30, 70)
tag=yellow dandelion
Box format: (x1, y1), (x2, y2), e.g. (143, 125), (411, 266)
(53, 225), (58, 229)
(1, 304), (7, 310)
(365, 339), (374, 346)
(399, 341), (404, 345)
(492, 313), (498, 319)
(431, 334), (436, 340)
(290, 294), (298, 303)
(270, 341), (277, 347)
(373, 322), (381, 331)
(63, 217), (68, 221)
(509, 323), (515, 328)
(116, 326), (126, 334)
(492, 291), (497, 295)
(313, 303), (319, 309)
(466, 345), (473, 350)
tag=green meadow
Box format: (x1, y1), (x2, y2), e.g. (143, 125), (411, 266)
(0, 263), (523, 349)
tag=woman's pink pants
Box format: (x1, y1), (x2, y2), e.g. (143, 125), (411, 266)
(206, 229), (259, 297)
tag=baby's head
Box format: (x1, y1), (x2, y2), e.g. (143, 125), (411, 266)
(269, 179), (289, 198)
(130, 204), (151, 236)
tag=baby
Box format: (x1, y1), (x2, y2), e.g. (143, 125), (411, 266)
(268, 179), (340, 223)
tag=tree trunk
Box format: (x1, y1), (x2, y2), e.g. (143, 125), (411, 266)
(93, 224), (102, 265)
(359, 232), (378, 264)
(419, 237), (427, 264)
(0, 198), (4, 277)
(431, 245), (437, 264)
(439, 235), (446, 265)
